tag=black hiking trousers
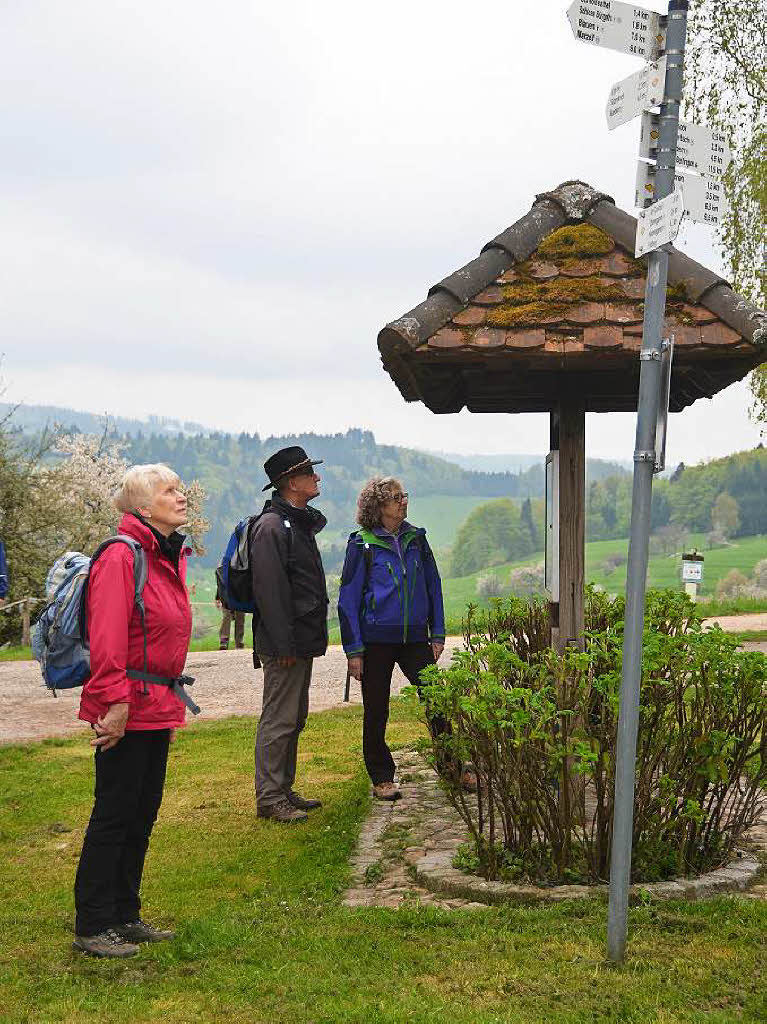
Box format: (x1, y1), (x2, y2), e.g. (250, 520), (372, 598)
(74, 729), (170, 936)
(361, 642), (455, 785)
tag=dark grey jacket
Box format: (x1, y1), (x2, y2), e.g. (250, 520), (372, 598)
(249, 495), (328, 658)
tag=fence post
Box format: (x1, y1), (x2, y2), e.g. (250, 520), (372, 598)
(22, 599), (31, 647)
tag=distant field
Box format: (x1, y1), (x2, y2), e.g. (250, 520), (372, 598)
(439, 532), (766, 621)
(408, 494), (512, 552)
(186, 533), (766, 643)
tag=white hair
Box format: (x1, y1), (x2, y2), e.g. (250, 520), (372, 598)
(114, 463), (180, 514)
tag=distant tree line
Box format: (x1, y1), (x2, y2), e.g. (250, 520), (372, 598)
(124, 428), (627, 569)
(451, 447), (766, 577)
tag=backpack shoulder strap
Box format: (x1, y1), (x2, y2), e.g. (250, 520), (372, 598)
(91, 536), (147, 609)
(87, 536), (150, 687)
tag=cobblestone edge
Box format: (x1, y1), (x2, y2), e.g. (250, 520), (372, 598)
(343, 748), (766, 909)
(412, 846), (763, 905)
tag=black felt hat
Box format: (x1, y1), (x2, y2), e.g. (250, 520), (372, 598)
(262, 446), (323, 492)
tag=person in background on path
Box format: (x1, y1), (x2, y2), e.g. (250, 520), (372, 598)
(215, 563), (246, 649)
(250, 446), (328, 824)
(0, 537), (8, 605)
(338, 477), (475, 801)
(73, 464), (192, 959)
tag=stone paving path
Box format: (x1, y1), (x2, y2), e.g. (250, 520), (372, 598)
(343, 748), (767, 909)
(344, 749), (487, 909)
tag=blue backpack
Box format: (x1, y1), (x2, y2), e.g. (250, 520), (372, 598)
(32, 536), (199, 714)
(218, 511), (294, 615)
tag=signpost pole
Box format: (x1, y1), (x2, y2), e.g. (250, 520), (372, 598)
(606, 0), (689, 964)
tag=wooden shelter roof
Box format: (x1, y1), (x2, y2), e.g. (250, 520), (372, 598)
(378, 182), (766, 414)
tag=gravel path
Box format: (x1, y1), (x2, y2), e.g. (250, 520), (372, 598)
(0, 638), (464, 745)
(1, 615), (763, 746)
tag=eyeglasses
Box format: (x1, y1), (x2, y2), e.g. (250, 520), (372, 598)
(389, 492), (409, 504)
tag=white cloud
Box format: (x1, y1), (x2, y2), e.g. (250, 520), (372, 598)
(0, 0), (761, 461)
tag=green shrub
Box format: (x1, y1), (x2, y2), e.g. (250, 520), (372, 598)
(422, 589), (766, 885)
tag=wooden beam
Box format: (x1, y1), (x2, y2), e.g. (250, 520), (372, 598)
(548, 409), (561, 649)
(558, 397), (585, 652)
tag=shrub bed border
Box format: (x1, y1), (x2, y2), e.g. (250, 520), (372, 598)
(412, 842), (763, 905)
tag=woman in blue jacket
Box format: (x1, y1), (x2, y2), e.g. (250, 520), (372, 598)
(338, 476), (449, 800)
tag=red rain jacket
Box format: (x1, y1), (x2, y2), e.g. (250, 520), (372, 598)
(78, 514), (193, 731)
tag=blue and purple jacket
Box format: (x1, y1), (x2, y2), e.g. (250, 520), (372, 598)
(337, 522), (445, 655)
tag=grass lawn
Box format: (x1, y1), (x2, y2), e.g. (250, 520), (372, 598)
(1, 700), (765, 1024)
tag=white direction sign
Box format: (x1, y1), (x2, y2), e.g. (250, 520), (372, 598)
(606, 58), (666, 129)
(636, 162), (729, 226)
(639, 113), (733, 178)
(635, 188), (684, 257)
(567, 1), (665, 61)
(678, 173), (729, 226)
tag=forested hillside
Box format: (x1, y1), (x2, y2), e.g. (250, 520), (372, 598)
(588, 446), (766, 540)
(123, 428), (627, 569)
(452, 447), (766, 576)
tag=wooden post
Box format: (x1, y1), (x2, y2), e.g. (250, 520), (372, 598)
(551, 397), (586, 823)
(549, 399), (585, 651)
(21, 599), (31, 647)
(557, 397), (586, 652)
(549, 410), (561, 651)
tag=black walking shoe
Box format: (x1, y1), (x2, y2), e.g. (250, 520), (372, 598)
(373, 782), (402, 801)
(256, 799), (308, 823)
(287, 790), (322, 811)
(72, 929), (140, 958)
(115, 919), (175, 943)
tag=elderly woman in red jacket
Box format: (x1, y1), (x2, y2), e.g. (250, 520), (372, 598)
(73, 464), (192, 959)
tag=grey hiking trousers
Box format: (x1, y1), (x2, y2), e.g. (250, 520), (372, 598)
(255, 654), (313, 809)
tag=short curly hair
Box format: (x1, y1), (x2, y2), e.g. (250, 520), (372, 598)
(356, 476), (404, 530)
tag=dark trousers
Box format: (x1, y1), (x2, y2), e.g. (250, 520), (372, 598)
(361, 642), (451, 785)
(74, 729), (170, 936)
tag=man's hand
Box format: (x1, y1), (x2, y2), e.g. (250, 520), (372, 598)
(277, 655), (297, 668)
(348, 656), (363, 681)
(91, 702), (130, 751)
(431, 642), (444, 662)
(169, 728), (177, 744)
(215, 599), (222, 611)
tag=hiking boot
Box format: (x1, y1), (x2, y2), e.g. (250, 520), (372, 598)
(287, 790), (322, 811)
(72, 929), (140, 959)
(461, 767), (478, 793)
(235, 643), (245, 649)
(115, 919), (175, 943)
(219, 641), (229, 651)
(373, 782), (402, 801)
(256, 799), (308, 823)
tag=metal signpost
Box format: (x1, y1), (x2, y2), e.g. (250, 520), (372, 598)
(569, 0), (693, 963)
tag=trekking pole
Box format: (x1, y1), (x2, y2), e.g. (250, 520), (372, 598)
(343, 668), (351, 702)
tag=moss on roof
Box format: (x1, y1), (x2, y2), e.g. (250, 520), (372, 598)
(537, 223), (614, 258)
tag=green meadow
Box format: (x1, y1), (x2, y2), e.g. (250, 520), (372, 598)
(1, 700), (765, 1024)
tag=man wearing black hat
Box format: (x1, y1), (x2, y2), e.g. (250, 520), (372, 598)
(250, 446), (329, 823)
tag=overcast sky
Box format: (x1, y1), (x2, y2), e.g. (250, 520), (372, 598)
(1, 0), (762, 463)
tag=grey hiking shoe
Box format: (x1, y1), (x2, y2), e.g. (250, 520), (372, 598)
(115, 919), (175, 943)
(287, 790), (322, 811)
(72, 928), (140, 959)
(257, 798), (308, 823)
